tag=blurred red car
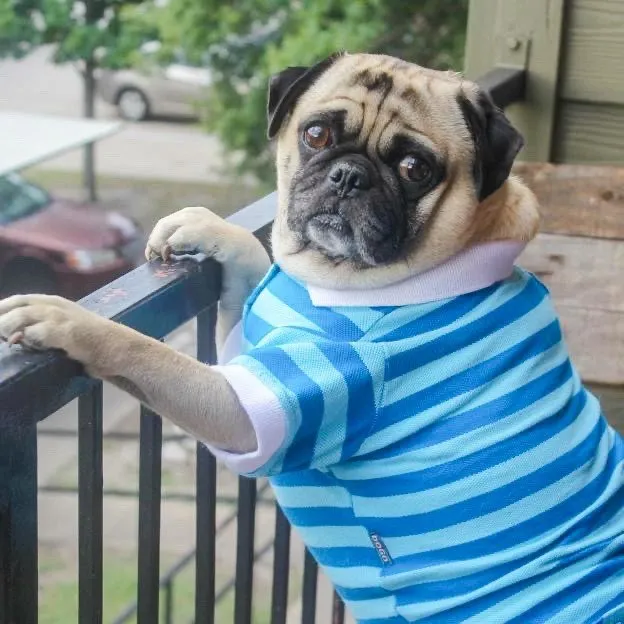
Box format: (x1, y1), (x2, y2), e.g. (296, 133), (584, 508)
(0, 172), (143, 299)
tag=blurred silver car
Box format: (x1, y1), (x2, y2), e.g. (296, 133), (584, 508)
(96, 46), (212, 122)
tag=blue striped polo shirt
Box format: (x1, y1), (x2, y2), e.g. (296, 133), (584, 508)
(209, 250), (624, 623)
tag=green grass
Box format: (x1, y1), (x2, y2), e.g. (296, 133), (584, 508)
(39, 549), (271, 624)
(40, 551), (149, 624)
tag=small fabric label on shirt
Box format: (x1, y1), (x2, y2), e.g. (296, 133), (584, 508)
(369, 532), (393, 566)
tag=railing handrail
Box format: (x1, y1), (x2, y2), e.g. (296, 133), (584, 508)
(0, 192), (277, 423)
(475, 66), (526, 109)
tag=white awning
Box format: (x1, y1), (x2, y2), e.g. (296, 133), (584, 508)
(0, 111), (123, 176)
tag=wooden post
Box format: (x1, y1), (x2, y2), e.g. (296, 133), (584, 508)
(464, 0), (566, 162)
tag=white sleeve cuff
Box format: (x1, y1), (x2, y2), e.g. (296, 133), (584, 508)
(204, 364), (287, 475)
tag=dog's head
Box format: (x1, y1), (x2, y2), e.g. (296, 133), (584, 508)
(267, 52), (538, 289)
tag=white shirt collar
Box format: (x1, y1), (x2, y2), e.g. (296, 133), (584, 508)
(306, 240), (527, 307)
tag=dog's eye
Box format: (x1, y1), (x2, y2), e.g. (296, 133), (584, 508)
(399, 155), (431, 183)
(304, 124), (333, 149)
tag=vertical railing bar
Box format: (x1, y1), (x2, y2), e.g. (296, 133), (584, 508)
(196, 305), (219, 365)
(234, 477), (257, 624)
(164, 580), (174, 624)
(137, 404), (163, 623)
(195, 306), (218, 624)
(332, 590), (345, 624)
(195, 444), (216, 623)
(0, 511), (7, 624)
(78, 382), (104, 624)
(1, 417), (38, 624)
(301, 549), (318, 624)
(270, 505), (291, 624)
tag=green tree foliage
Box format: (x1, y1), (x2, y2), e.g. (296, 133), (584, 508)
(164, 0), (469, 183)
(0, 0), (162, 68)
(0, 0), (166, 199)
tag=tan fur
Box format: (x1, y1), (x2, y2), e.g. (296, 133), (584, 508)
(0, 52), (540, 457)
(272, 53), (540, 289)
(468, 176), (541, 244)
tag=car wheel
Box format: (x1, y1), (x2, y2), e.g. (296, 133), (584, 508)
(0, 260), (57, 297)
(117, 88), (150, 122)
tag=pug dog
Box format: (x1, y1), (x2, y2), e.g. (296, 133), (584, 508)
(2, 53), (624, 623)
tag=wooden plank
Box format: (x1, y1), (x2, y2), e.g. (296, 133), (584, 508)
(588, 384), (624, 434)
(518, 233), (624, 386)
(554, 308), (624, 388)
(465, 0), (566, 162)
(513, 162), (624, 240)
(553, 101), (624, 165)
(560, 0), (624, 105)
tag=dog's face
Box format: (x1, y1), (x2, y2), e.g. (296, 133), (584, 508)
(267, 53), (535, 289)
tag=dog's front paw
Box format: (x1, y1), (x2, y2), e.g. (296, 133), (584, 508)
(145, 206), (233, 263)
(0, 295), (106, 364)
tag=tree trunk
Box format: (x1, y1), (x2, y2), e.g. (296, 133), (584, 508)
(83, 58), (97, 202)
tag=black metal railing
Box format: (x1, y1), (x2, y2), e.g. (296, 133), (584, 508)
(476, 66), (526, 109)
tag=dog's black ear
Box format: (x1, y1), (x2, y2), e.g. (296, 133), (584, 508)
(267, 53), (342, 139)
(458, 90), (524, 201)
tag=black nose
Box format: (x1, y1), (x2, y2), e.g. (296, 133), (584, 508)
(328, 162), (371, 197)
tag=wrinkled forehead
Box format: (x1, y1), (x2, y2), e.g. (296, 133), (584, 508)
(292, 54), (475, 160)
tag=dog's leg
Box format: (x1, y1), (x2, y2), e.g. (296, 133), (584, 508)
(145, 206), (271, 355)
(0, 294), (257, 453)
(0, 208), (270, 451)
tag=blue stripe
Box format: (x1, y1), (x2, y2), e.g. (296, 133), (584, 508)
(242, 263), (279, 312)
(506, 553), (624, 624)
(370, 305), (399, 313)
(390, 444), (624, 573)
(315, 342), (378, 461)
(244, 309), (275, 346)
(418, 562), (551, 624)
(378, 320), (562, 431)
(309, 545), (382, 568)
(586, 587), (624, 623)
(271, 469), (335, 488)
(392, 505), (621, 608)
(359, 397), (601, 537)
(395, 533), (617, 607)
(373, 280), (505, 344)
(335, 585), (392, 601)
(249, 347), (324, 470)
(266, 271), (364, 340)
(282, 505), (358, 526)
(385, 276), (545, 380)
(417, 509), (624, 623)
(348, 387), (587, 498)
(363, 359), (573, 461)
(558, 444), (624, 550)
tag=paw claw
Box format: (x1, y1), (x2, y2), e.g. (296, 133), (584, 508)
(8, 331), (24, 346)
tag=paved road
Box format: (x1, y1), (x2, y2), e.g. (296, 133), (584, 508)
(0, 46), (227, 182)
